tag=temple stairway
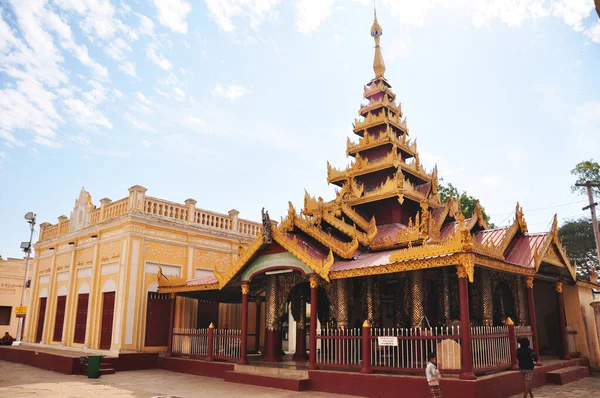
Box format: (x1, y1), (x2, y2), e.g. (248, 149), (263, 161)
(224, 363), (310, 391)
(545, 366), (589, 385)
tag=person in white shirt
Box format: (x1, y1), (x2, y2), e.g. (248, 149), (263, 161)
(426, 352), (442, 397)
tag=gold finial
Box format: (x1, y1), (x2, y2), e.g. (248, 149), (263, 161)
(371, 4), (385, 78)
(504, 317), (514, 326)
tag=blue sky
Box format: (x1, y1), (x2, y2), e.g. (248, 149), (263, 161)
(1, 0), (599, 258)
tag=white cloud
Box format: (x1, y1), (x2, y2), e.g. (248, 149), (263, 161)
(104, 37), (132, 60)
(146, 43), (172, 71)
(137, 13), (155, 36)
(204, 0), (282, 32)
(119, 61), (137, 77)
(33, 136), (62, 148)
(136, 92), (152, 105)
(295, 0), (335, 34)
(211, 84), (249, 101)
(174, 87), (186, 101)
(154, 0), (192, 34)
(112, 88), (123, 99)
(291, 0), (598, 37)
(125, 112), (155, 131)
(585, 21), (600, 43)
(55, 0), (120, 40)
(184, 116), (206, 127)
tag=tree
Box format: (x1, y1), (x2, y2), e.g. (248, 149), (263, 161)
(571, 159), (600, 196)
(558, 218), (599, 279)
(438, 181), (495, 228)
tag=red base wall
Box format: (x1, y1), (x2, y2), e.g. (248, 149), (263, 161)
(0, 347), (81, 375)
(157, 356), (234, 378)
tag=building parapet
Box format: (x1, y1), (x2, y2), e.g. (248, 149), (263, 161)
(38, 186), (263, 242)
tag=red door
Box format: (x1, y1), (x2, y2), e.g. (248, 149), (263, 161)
(53, 296), (67, 342)
(100, 292), (115, 349)
(73, 294), (89, 344)
(36, 297), (47, 343)
(145, 293), (170, 346)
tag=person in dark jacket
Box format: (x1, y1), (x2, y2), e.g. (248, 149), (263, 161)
(516, 338), (537, 398)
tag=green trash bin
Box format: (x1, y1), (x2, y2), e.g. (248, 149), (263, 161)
(87, 355), (103, 379)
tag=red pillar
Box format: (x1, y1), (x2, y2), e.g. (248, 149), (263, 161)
(458, 266), (476, 380)
(506, 317), (519, 370)
(308, 276), (318, 370)
(239, 283), (249, 365)
(293, 326), (307, 361)
(166, 293), (176, 357)
(556, 282), (571, 360)
(360, 320), (372, 374)
(526, 277), (540, 361)
(254, 298), (262, 353)
(206, 323), (214, 361)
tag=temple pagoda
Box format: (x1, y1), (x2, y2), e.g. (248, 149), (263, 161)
(157, 10), (599, 382)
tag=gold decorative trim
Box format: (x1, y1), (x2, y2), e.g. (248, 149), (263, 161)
(273, 231), (335, 281)
(287, 214), (359, 259)
(241, 283), (250, 295)
(555, 282), (563, 293)
(310, 275), (319, 289)
(525, 277), (534, 289)
(330, 253), (465, 280)
(157, 265), (187, 288)
(390, 214), (472, 263)
(214, 233), (264, 288)
(340, 203), (377, 236)
(474, 255), (535, 277)
(159, 282), (219, 294)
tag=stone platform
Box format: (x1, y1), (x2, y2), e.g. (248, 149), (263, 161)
(0, 344), (158, 375)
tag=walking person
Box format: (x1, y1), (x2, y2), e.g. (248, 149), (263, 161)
(517, 338), (537, 398)
(425, 352), (442, 397)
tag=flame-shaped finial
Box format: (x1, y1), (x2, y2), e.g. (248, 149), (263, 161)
(371, 4), (385, 78)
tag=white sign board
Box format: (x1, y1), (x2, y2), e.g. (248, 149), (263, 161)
(377, 336), (398, 346)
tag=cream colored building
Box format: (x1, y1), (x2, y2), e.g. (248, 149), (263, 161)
(23, 186), (262, 353)
(0, 257), (30, 337)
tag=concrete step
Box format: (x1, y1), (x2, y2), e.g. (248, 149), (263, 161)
(233, 364), (308, 379)
(224, 370), (309, 392)
(546, 366), (589, 385)
(99, 367), (116, 375)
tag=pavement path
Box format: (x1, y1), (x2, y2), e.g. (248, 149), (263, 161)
(508, 374), (600, 398)
(1, 360), (598, 397)
(0, 361), (353, 397)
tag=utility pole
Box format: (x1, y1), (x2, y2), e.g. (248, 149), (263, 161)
(576, 182), (600, 271)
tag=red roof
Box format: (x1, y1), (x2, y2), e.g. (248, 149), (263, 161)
(504, 233), (548, 268)
(474, 227), (509, 247)
(188, 274), (218, 286)
(280, 232), (329, 260)
(331, 250), (453, 273)
(439, 220), (470, 239)
(431, 207), (447, 224)
(373, 223), (406, 242)
(331, 250), (393, 272)
(415, 183), (431, 196)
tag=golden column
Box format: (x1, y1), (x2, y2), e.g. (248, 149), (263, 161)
(442, 268), (451, 325)
(336, 279), (349, 329)
(410, 270), (425, 328)
(481, 269), (493, 327)
(263, 274), (280, 362)
(516, 275), (528, 325)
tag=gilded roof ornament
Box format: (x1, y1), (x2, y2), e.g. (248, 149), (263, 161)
(371, 7), (386, 78)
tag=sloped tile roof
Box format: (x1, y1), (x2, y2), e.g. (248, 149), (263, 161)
(504, 233), (548, 269)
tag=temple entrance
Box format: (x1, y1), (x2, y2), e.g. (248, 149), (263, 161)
(99, 292), (115, 350)
(533, 280), (561, 356)
(493, 282), (516, 326)
(36, 297), (46, 343)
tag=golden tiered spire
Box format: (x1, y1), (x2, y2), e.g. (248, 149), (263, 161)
(371, 7), (385, 78)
